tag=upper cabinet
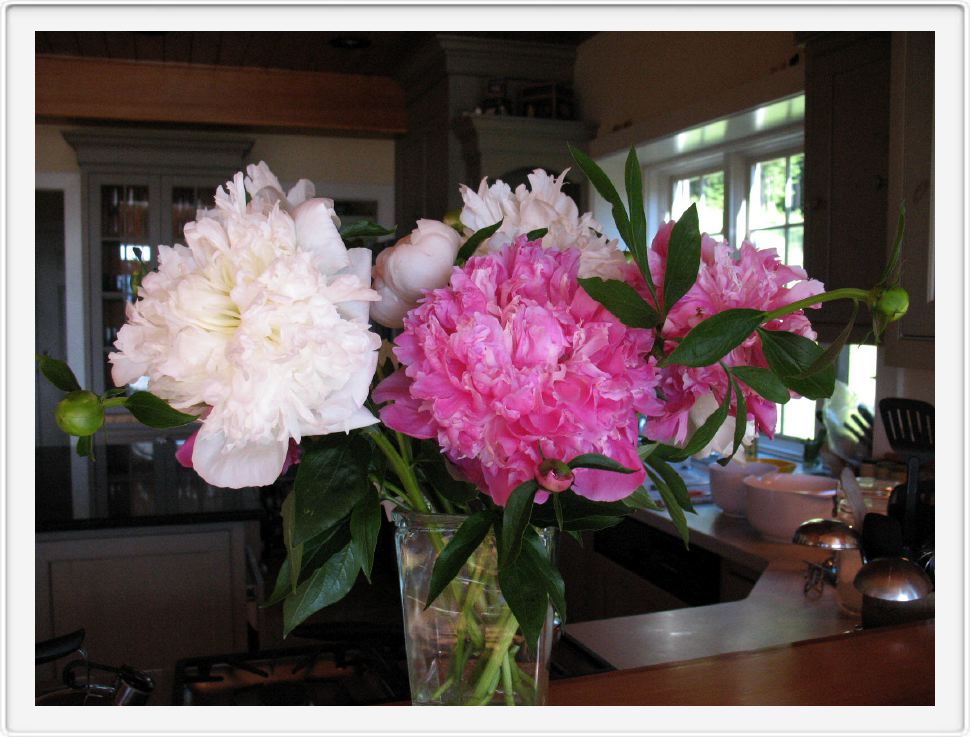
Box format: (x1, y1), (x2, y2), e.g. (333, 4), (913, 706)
(60, 132), (254, 518)
(881, 32), (935, 370)
(64, 131), (254, 395)
(801, 32), (934, 368)
(801, 32), (892, 343)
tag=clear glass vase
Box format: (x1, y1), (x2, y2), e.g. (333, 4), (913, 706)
(393, 510), (555, 706)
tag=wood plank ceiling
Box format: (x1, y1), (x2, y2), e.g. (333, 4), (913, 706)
(35, 31), (595, 76)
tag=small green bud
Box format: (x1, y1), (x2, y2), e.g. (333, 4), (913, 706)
(442, 208), (464, 234)
(873, 285), (909, 323)
(55, 390), (105, 437)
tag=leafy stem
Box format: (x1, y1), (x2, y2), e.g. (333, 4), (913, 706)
(761, 287), (871, 322)
(363, 426), (431, 513)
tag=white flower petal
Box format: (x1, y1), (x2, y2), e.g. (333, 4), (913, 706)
(192, 425), (288, 489)
(291, 198), (349, 274)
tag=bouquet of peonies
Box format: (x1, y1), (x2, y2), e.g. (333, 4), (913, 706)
(39, 149), (908, 705)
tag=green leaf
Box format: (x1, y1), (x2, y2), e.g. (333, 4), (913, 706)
(578, 277), (659, 328)
(567, 452), (637, 474)
(662, 384), (732, 462)
(560, 515), (625, 532)
(500, 480), (539, 566)
(102, 387), (128, 399)
(661, 308), (766, 368)
(292, 434), (371, 546)
(281, 492), (302, 593)
(123, 392), (197, 428)
(795, 301), (859, 379)
(624, 146), (648, 276)
(529, 489), (629, 531)
(283, 543), (360, 637)
(299, 524), (352, 575)
(645, 455), (693, 513)
(552, 493), (564, 530)
(662, 203), (701, 314)
(350, 492), (381, 583)
(525, 227), (548, 241)
(456, 219), (503, 264)
(645, 466), (689, 547)
(730, 366), (792, 404)
(728, 375), (747, 463)
(76, 434), (94, 459)
(338, 220), (396, 240)
(425, 510), (494, 608)
(36, 354), (81, 392)
(260, 524), (350, 609)
(263, 524), (351, 608)
(497, 553), (549, 649)
(637, 442), (661, 462)
(264, 554), (297, 609)
(568, 144), (637, 269)
(520, 528), (566, 621)
(877, 204), (906, 287)
(757, 328), (837, 400)
(416, 446), (478, 506)
(622, 486), (662, 511)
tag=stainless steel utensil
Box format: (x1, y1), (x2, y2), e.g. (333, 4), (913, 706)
(853, 557), (933, 602)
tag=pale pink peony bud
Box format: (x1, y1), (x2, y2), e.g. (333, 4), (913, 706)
(370, 219), (461, 328)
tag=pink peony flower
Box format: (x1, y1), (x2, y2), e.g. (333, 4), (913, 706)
(374, 238), (662, 506)
(642, 223), (824, 447)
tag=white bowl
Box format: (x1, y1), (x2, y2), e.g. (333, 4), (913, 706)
(708, 461), (778, 517)
(743, 473), (838, 543)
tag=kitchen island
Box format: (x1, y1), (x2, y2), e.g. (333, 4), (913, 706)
(554, 502), (935, 705)
(550, 620), (934, 705)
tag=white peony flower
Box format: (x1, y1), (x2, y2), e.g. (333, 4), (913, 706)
(110, 163), (382, 489)
(458, 168), (630, 280)
(370, 219), (461, 328)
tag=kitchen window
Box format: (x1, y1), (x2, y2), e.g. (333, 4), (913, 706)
(592, 95), (876, 451)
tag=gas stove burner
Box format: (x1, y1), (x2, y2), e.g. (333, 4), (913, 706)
(173, 640), (411, 706)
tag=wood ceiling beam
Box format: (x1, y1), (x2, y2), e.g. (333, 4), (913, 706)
(35, 54), (407, 136)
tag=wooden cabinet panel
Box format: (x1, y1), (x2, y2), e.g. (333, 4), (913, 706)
(36, 522), (254, 673)
(883, 32), (935, 369)
(803, 33), (892, 342)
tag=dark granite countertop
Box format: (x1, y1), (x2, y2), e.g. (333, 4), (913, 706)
(36, 442), (284, 533)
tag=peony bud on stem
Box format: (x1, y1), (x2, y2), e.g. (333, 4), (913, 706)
(535, 459), (575, 493)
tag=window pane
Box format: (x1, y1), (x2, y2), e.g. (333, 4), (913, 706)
(847, 344), (877, 412)
(671, 170), (724, 236)
(788, 153), (804, 224)
(787, 225), (804, 268)
(749, 226), (786, 254)
(749, 157), (788, 229)
(779, 396), (817, 440)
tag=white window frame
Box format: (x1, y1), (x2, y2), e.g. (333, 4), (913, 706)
(642, 125), (804, 247)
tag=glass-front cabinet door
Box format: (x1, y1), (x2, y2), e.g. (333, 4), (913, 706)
(162, 175), (219, 246)
(82, 171), (245, 520)
(90, 176), (161, 396)
(54, 132), (257, 524)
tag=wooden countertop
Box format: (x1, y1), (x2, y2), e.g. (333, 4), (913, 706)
(550, 620), (935, 705)
(565, 504), (870, 670)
